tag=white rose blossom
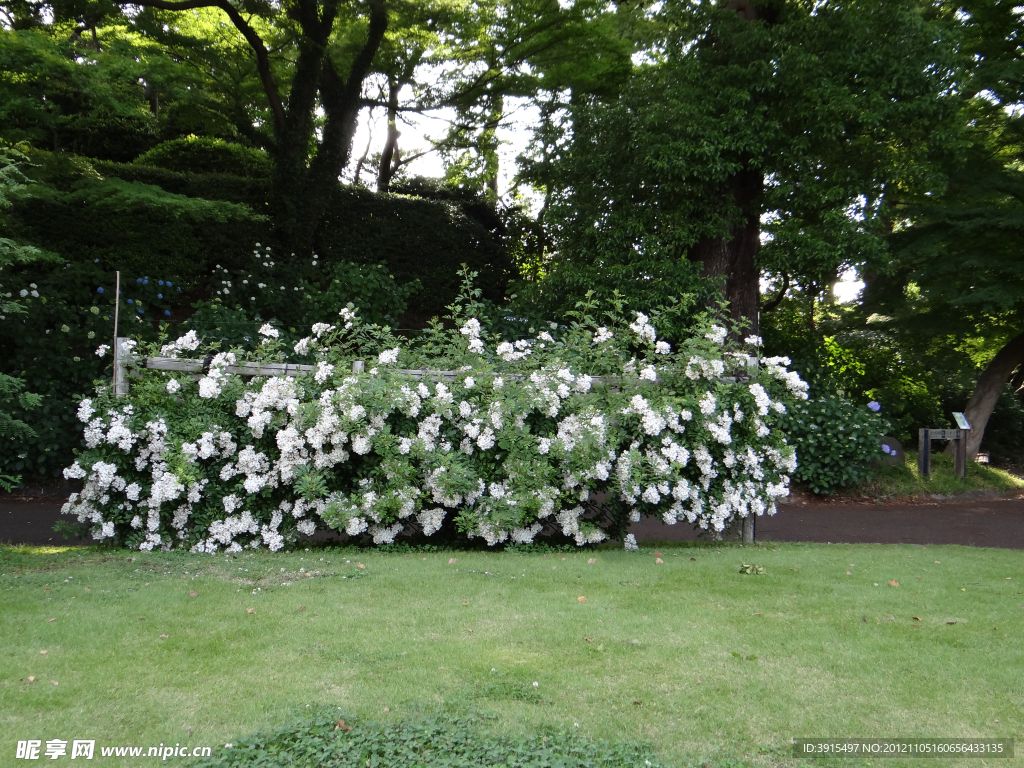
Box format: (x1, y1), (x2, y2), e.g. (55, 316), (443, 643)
(60, 307), (803, 552)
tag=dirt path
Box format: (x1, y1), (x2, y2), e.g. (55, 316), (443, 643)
(3, 492), (1024, 548)
(628, 495), (1024, 548)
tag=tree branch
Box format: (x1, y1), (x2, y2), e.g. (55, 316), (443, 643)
(120, 0), (286, 137)
(760, 272), (790, 312)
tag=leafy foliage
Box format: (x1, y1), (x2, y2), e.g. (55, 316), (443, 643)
(135, 136), (272, 178)
(525, 0), (958, 325)
(781, 390), (889, 495)
(193, 706), (666, 768)
(61, 277), (804, 551)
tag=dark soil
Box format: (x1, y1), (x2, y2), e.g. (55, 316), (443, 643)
(4, 490), (1024, 549)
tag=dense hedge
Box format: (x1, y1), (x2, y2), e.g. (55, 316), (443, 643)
(23, 157), (516, 317)
(134, 136), (273, 178)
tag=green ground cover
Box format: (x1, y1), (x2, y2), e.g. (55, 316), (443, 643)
(1, 542), (1021, 767)
(847, 452), (1024, 501)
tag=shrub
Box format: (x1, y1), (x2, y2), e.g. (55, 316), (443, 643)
(781, 387), (889, 495)
(0, 245), (419, 482)
(134, 136), (272, 178)
(60, 280), (806, 552)
(14, 153), (514, 319)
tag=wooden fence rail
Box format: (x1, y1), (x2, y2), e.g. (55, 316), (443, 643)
(113, 337), (758, 396)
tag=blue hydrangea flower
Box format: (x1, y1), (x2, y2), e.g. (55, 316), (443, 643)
(868, 401), (881, 412)
(143, 278), (149, 285)
(164, 310), (171, 316)
(136, 278), (143, 284)
(882, 444), (891, 454)
(137, 308), (144, 314)
(127, 299), (134, 304)
(158, 280), (165, 286)
(96, 287), (104, 294)
(157, 294), (163, 299)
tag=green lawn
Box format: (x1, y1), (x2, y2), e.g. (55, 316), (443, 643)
(2, 542), (1022, 767)
(844, 451), (1024, 501)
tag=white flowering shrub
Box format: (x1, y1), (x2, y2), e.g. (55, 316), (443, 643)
(61, 276), (807, 553)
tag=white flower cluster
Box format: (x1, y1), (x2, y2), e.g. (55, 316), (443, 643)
(62, 312), (802, 552)
(160, 330), (201, 358)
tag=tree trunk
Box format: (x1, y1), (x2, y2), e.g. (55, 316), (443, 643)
(690, 166), (762, 335)
(947, 330), (1024, 459)
(377, 77), (401, 193)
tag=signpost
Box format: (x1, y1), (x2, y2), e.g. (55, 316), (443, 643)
(918, 412), (971, 479)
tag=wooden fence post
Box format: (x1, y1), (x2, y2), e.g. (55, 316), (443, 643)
(918, 428), (929, 479)
(114, 337), (132, 397)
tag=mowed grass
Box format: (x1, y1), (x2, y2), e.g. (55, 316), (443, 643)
(1, 542), (1022, 767)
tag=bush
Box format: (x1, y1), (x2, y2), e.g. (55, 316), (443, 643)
(782, 387), (889, 495)
(134, 136), (272, 178)
(59, 283), (805, 552)
(0, 246), (419, 482)
(13, 153), (514, 319)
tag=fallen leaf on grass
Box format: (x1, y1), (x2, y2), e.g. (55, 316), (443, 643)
(335, 719), (352, 732)
(50, 680), (58, 686)
(159, 634), (169, 639)
(847, 571), (852, 576)
(588, 558), (597, 564)
(585, 638), (593, 643)
(889, 581), (899, 587)
(578, 596), (587, 603)
(383, 706), (390, 713)
(138, 617), (145, 621)
(946, 621), (957, 625)
(467, 629), (473, 634)
(462, 601), (469, 606)
(27, 676), (34, 683)
(633, 701), (642, 707)
(690, 557), (696, 561)
(356, 563), (365, 570)
(43, 588), (50, 592)
(83, 587), (90, 592)
(448, 558), (457, 564)
(753, 613), (762, 616)
(246, 608), (255, 615)
(39, 650), (47, 655)
(655, 558), (664, 564)
(653, 551), (662, 556)
(935, 560), (940, 564)
(189, 590), (198, 597)
(913, 617), (921, 621)
(298, 606), (306, 612)
(47, 618), (56, 622)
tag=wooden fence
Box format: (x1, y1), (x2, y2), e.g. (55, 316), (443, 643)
(113, 336), (757, 396)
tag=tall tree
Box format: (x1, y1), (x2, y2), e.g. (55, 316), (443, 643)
(531, 0), (958, 335)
